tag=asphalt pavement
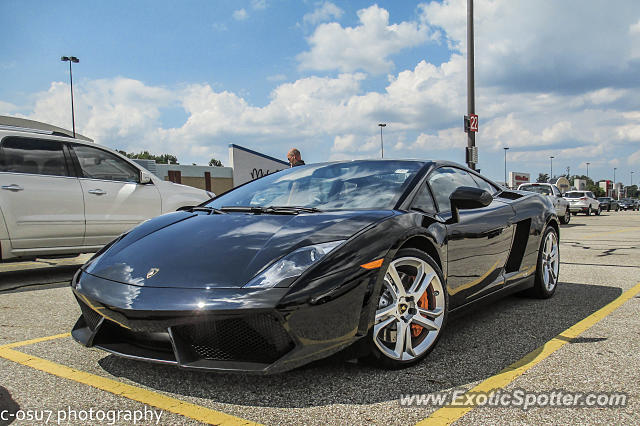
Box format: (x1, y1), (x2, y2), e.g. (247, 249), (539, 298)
(0, 212), (638, 425)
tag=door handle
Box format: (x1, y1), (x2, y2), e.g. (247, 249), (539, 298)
(1, 184), (23, 192)
(88, 189), (107, 195)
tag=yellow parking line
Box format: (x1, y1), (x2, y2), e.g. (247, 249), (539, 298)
(417, 280), (640, 426)
(0, 332), (70, 349)
(0, 347), (259, 425)
(582, 226), (640, 239)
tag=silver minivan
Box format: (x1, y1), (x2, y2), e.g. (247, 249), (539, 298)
(0, 126), (213, 261)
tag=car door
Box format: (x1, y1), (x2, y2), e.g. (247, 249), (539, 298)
(427, 167), (515, 307)
(551, 185), (565, 215)
(69, 143), (162, 246)
(0, 136), (85, 250)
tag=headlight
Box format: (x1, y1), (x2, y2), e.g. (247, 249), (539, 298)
(244, 240), (345, 289)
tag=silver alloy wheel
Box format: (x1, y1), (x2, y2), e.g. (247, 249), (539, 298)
(541, 231), (559, 291)
(374, 257), (445, 361)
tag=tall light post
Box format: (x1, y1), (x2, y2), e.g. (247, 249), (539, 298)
(465, 0), (477, 171)
(614, 167), (617, 199)
(550, 156), (554, 181)
(503, 147), (509, 187)
(61, 56), (79, 137)
(586, 162), (590, 179)
(378, 123), (386, 159)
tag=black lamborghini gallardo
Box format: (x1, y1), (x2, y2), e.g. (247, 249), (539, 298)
(71, 160), (560, 373)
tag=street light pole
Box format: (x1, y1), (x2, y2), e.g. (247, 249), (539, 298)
(586, 162), (590, 179)
(466, 0), (477, 171)
(61, 56), (79, 138)
(378, 123), (386, 159)
(503, 147), (509, 187)
(550, 156), (554, 181)
(614, 167), (617, 199)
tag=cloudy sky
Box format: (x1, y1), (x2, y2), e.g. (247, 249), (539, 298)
(1, 0), (639, 184)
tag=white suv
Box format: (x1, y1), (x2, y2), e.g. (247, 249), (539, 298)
(0, 126), (213, 261)
(563, 190), (600, 216)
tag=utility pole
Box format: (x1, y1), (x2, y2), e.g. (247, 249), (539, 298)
(550, 156), (554, 181)
(378, 123), (386, 159)
(586, 162), (590, 179)
(503, 147), (509, 187)
(465, 0), (477, 170)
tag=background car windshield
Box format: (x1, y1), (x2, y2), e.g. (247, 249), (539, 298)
(520, 185), (551, 195)
(565, 192), (585, 198)
(207, 161), (423, 210)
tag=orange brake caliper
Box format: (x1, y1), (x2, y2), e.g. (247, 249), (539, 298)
(411, 289), (430, 337)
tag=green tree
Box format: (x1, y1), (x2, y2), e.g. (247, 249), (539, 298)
(537, 173), (549, 183)
(117, 150), (178, 164)
(209, 158), (223, 167)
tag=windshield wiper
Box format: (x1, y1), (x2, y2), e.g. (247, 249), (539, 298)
(218, 205), (323, 215)
(267, 206), (323, 214)
(189, 206), (227, 214)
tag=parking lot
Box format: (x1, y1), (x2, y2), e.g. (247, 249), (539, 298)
(1, 212), (639, 425)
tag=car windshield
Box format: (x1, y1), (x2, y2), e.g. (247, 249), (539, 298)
(519, 184), (551, 195)
(598, 197), (609, 201)
(564, 192), (585, 198)
(206, 160), (424, 210)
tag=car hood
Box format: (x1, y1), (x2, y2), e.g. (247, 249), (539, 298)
(83, 209), (393, 289)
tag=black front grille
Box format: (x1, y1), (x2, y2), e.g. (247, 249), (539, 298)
(77, 297), (103, 331)
(173, 314), (294, 364)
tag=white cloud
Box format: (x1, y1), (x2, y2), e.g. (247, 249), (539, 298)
(251, 0), (267, 10)
(421, 0), (640, 92)
(233, 9), (248, 21)
(266, 74), (287, 82)
(0, 100), (19, 114)
(302, 2), (343, 26)
(298, 5), (433, 74)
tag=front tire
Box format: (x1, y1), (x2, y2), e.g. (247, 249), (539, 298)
(596, 206), (601, 216)
(366, 248), (448, 368)
(531, 226), (560, 299)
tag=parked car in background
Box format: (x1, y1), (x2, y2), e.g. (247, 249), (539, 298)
(518, 183), (571, 224)
(597, 197), (619, 212)
(563, 191), (600, 216)
(0, 126), (214, 261)
(619, 198), (638, 211)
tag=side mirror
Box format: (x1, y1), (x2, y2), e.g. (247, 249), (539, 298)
(140, 170), (152, 184)
(449, 186), (492, 223)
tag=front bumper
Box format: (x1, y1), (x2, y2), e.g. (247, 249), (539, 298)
(71, 268), (376, 374)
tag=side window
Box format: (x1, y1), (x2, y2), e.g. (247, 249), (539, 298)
(0, 137), (69, 177)
(72, 145), (139, 183)
(552, 185), (560, 196)
(411, 184), (436, 214)
(427, 167), (480, 212)
(471, 174), (498, 195)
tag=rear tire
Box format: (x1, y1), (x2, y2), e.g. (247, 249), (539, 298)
(596, 206), (601, 216)
(530, 226), (559, 299)
(560, 208), (570, 224)
(364, 248), (448, 369)
(586, 207), (591, 216)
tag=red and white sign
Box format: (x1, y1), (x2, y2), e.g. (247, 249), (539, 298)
(509, 171), (530, 188)
(469, 114), (478, 132)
